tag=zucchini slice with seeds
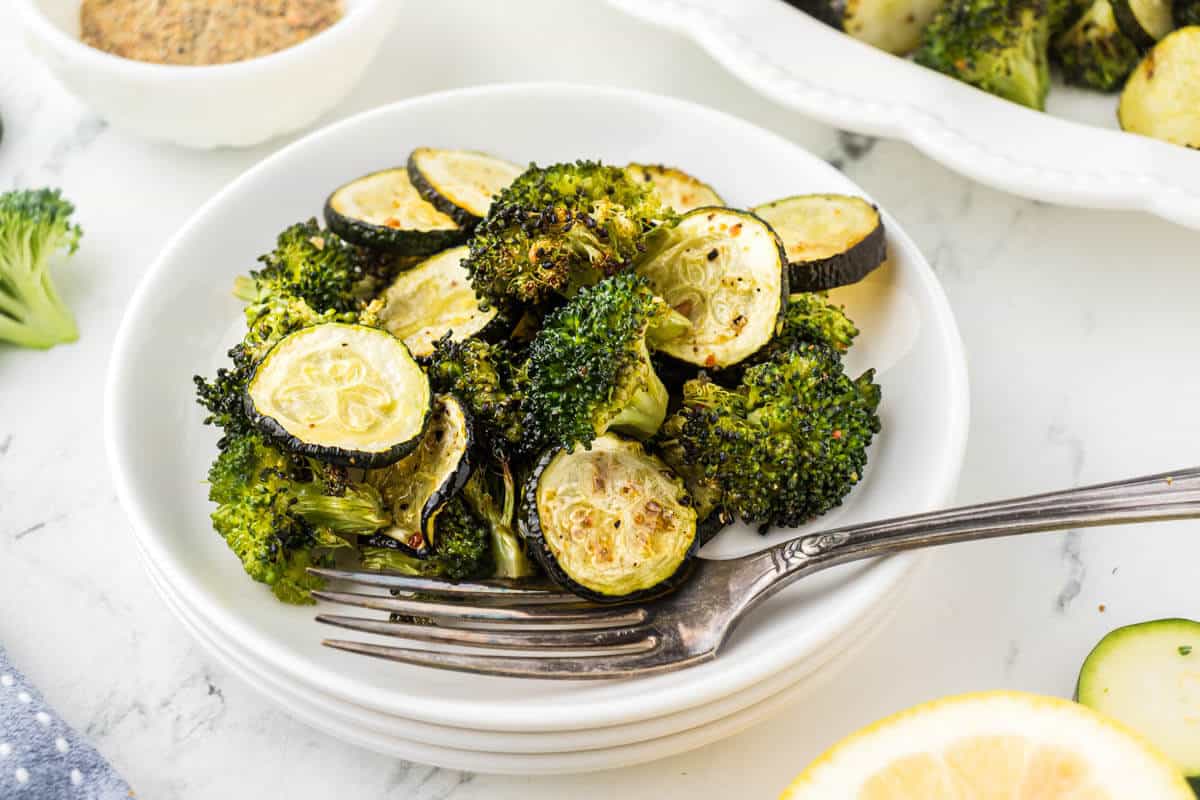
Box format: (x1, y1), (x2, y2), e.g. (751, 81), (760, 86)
(245, 323), (431, 468)
(752, 194), (886, 292)
(520, 434), (698, 603)
(362, 394), (474, 558)
(324, 168), (465, 255)
(1111, 0), (1174, 47)
(786, 0), (948, 54)
(625, 163), (723, 213)
(636, 207), (787, 369)
(1119, 28), (1200, 149)
(1077, 618), (1200, 789)
(375, 246), (499, 359)
(407, 148), (524, 228)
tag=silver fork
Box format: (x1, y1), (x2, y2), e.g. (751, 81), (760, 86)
(309, 468), (1200, 679)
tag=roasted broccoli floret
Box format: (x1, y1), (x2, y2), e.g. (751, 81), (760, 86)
(206, 432), (384, 603)
(915, 0), (1053, 110)
(427, 335), (528, 461)
(462, 465), (537, 579)
(717, 293), (859, 385)
(0, 189), (82, 350)
(526, 273), (690, 451)
(234, 218), (369, 314)
(1052, 0), (1140, 90)
(464, 161), (674, 309)
(656, 344), (881, 531)
(1177, 0), (1200, 25)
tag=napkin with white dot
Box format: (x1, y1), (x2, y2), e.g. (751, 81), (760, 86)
(0, 647), (132, 798)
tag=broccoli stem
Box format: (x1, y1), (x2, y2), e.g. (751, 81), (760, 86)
(465, 465), (536, 579)
(0, 253), (78, 349)
(291, 482), (390, 537)
(607, 358), (669, 441)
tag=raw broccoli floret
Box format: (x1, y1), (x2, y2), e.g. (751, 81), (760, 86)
(656, 344), (881, 531)
(526, 273), (690, 452)
(0, 189), (82, 349)
(464, 161), (674, 308)
(717, 293), (859, 384)
(427, 335), (528, 461)
(915, 0), (1054, 110)
(207, 432), (384, 603)
(1052, 0), (1140, 90)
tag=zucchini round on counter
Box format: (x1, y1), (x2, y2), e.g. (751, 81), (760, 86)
(520, 434), (698, 603)
(625, 163), (723, 213)
(323, 168), (466, 255)
(407, 148), (524, 228)
(1111, 0), (1174, 48)
(363, 394), (474, 557)
(636, 207), (787, 369)
(1119, 28), (1200, 148)
(785, 0), (947, 54)
(375, 246), (500, 359)
(245, 323), (431, 468)
(1077, 619), (1200, 789)
(751, 194), (887, 292)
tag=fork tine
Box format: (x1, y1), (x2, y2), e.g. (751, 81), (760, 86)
(311, 590), (647, 628)
(321, 639), (675, 679)
(316, 614), (654, 651)
(307, 567), (576, 603)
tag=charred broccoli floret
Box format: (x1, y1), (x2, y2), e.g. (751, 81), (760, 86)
(1177, 0), (1200, 25)
(717, 293), (859, 385)
(656, 344), (881, 531)
(206, 432), (383, 603)
(915, 0), (1053, 110)
(0, 188), (82, 350)
(464, 161), (674, 308)
(526, 273), (690, 452)
(1052, 0), (1140, 90)
(427, 335), (528, 461)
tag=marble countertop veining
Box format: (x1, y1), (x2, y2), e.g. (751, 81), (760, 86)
(2, 1), (1199, 797)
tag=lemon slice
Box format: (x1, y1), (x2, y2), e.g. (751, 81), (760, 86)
(780, 691), (1192, 799)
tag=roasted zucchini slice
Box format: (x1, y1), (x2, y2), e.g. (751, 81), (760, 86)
(636, 207), (786, 369)
(520, 434), (698, 603)
(375, 246), (500, 359)
(245, 323), (431, 468)
(625, 163), (723, 213)
(324, 168), (466, 255)
(751, 194), (887, 292)
(362, 394), (473, 557)
(1119, 28), (1200, 149)
(786, 0), (947, 54)
(407, 148), (524, 228)
(1111, 0), (1174, 47)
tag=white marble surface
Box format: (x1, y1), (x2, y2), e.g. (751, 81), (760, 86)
(2, 1), (1199, 797)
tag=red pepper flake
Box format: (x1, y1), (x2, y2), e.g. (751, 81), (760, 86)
(409, 532), (425, 550)
(384, 217), (402, 228)
(704, 354), (717, 368)
(832, 430), (843, 439)
(730, 223), (742, 237)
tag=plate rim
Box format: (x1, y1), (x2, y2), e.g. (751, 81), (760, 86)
(103, 81), (970, 733)
(605, 0), (1200, 231)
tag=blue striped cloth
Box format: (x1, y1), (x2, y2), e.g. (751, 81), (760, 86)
(0, 647), (131, 799)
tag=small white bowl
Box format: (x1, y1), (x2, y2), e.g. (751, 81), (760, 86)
(16, 0), (403, 148)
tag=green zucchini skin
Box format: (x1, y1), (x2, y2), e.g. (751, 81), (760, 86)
(323, 168), (467, 256)
(361, 394), (475, 559)
(1110, 0), (1174, 48)
(407, 155), (480, 230)
(752, 194), (887, 293)
(519, 436), (699, 604)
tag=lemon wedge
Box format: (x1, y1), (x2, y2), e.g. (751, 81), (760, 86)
(780, 691), (1192, 799)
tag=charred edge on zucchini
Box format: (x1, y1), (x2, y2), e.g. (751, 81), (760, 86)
(244, 323), (432, 468)
(1118, 27), (1200, 148)
(407, 148), (524, 229)
(519, 434), (698, 603)
(323, 167), (466, 255)
(374, 246), (501, 360)
(624, 163), (724, 213)
(636, 207), (787, 369)
(751, 194), (887, 292)
(1111, 0), (1174, 48)
(786, 0), (950, 54)
(362, 394), (474, 558)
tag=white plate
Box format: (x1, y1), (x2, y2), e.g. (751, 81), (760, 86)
(105, 83), (968, 734)
(607, 0), (1200, 230)
(142, 543), (912, 773)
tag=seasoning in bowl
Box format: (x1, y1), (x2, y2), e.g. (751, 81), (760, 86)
(79, 0), (344, 66)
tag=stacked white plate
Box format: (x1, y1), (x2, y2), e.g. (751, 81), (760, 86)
(105, 84), (969, 774)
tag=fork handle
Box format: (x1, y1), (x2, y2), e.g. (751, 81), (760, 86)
(737, 467), (1200, 609)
